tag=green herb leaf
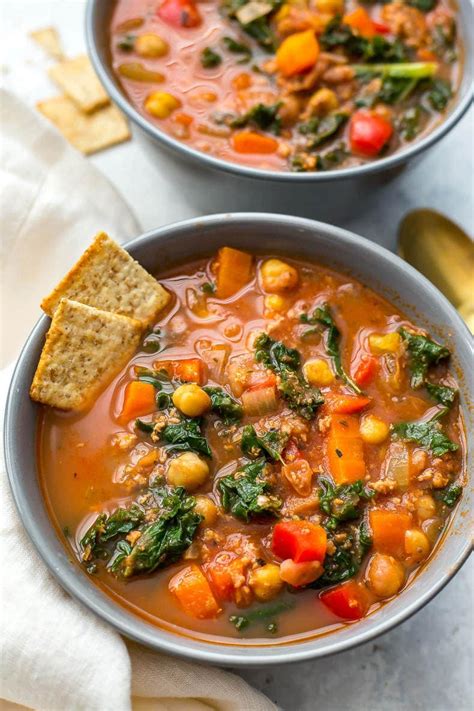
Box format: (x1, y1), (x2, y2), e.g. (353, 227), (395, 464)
(203, 385), (243, 424)
(201, 47), (222, 68)
(392, 419), (458, 457)
(399, 327), (450, 389)
(218, 458), (281, 521)
(254, 333), (324, 419)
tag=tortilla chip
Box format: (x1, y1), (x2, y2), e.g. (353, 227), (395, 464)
(37, 95), (130, 155)
(48, 55), (109, 113)
(30, 299), (142, 411)
(41, 232), (171, 325)
(30, 27), (64, 60)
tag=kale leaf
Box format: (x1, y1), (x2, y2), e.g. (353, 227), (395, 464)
(426, 382), (457, 408)
(162, 418), (212, 457)
(116, 486), (202, 577)
(80, 504), (144, 559)
(399, 327), (450, 389)
(438, 482), (463, 507)
(298, 113), (348, 150)
(204, 385), (243, 424)
(201, 47), (222, 68)
(427, 78), (452, 110)
(320, 17), (407, 62)
(378, 77), (418, 104)
(222, 0), (283, 51)
(231, 102), (282, 134)
(218, 458), (281, 521)
(241, 424), (288, 462)
(222, 36), (252, 62)
(254, 333), (324, 419)
(312, 520), (372, 587)
(229, 600), (293, 632)
(398, 105), (425, 140)
(319, 478), (374, 531)
(407, 0), (436, 11)
(392, 419), (458, 457)
(301, 304), (362, 394)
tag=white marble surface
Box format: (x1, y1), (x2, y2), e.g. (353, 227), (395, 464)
(1, 2), (473, 709)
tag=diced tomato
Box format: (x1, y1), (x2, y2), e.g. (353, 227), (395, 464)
(320, 581), (369, 620)
(353, 355), (378, 387)
(272, 521), (327, 563)
(349, 110), (393, 158)
(282, 438), (303, 463)
(327, 395), (372, 414)
(157, 0), (201, 27)
(373, 20), (391, 34)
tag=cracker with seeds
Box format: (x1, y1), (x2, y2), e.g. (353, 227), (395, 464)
(48, 55), (109, 113)
(41, 232), (170, 325)
(29, 27), (64, 60)
(37, 95), (130, 155)
(30, 299), (142, 411)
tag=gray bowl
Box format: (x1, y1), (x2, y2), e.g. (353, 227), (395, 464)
(4, 214), (472, 665)
(86, 0), (473, 183)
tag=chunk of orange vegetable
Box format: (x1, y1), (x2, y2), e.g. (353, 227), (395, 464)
(327, 395), (372, 414)
(206, 552), (242, 601)
(320, 580), (369, 620)
(343, 8), (377, 37)
(369, 509), (412, 558)
(232, 131), (279, 154)
(169, 564), (220, 619)
(215, 246), (253, 299)
(327, 415), (366, 484)
(119, 381), (156, 423)
(155, 358), (206, 384)
(276, 30), (320, 77)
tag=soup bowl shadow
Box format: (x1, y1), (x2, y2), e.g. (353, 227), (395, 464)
(86, 0), (474, 187)
(4, 213), (472, 666)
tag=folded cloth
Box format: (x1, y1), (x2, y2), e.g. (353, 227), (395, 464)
(0, 90), (275, 711)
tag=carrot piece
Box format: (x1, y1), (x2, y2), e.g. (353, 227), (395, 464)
(327, 415), (366, 484)
(343, 8), (377, 37)
(369, 509), (412, 557)
(215, 246), (253, 299)
(320, 580), (369, 620)
(119, 381), (156, 423)
(155, 358), (206, 384)
(276, 29), (319, 77)
(327, 395), (372, 414)
(206, 552), (243, 601)
(169, 564), (221, 619)
(232, 130), (279, 155)
(272, 521), (327, 563)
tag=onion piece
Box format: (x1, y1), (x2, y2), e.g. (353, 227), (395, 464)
(383, 441), (411, 490)
(241, 384), (277, 416)
(236, 1), (273, 25)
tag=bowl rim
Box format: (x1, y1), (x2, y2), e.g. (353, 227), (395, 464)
(85, 0), (474, 183)
(3, 212), (472, 665)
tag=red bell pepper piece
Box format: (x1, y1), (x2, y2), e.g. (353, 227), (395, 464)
(349, 111), (393, 158)
(157, 0), (202, 27)
(353, 355), (378, 387)
(373, 20), (391, 34)
(272, 521), (327, 563)
(320, 581), (369, 620)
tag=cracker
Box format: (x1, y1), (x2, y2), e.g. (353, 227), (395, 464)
(41, 232), (171, 325)
(48, 55), (109, 113)
(30, 299), (142, 411)
(37, 95), (130, 155)
(29, 27), (64, 60)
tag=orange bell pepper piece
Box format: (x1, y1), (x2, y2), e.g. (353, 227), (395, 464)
(343, 8), (377, 37)
(276, 29), (320, 77)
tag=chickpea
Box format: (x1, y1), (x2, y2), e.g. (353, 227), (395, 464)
(166, 452), (209, 491)
(367, 553), (405, 598)
(260, 259), (299, 294)
(416, 494), (436, 522)
(369, 332), (402, 354)
(279, 94), (301, 126)
(194, 495), (218, 527)
(144, 91), (181, 119)
(305, 88), (338, 118)
(264, 294), (289, 313)
(135, 33), (169, 58)
(303, 358), (335, 387)
(404, 529), (430, 563)
(359, 415), (389, 445)
(248, 564), (284, 601)
(315, 0), (344, 13)
(279, 559), (323, 587)
(172, 383), (211, 417)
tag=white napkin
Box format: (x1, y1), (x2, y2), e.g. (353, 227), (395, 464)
(0, 89), (275, 711)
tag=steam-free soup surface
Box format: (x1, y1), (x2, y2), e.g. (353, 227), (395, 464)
(39, 250), (465, 642)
